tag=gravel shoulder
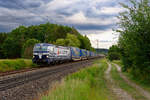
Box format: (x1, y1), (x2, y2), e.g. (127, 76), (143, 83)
(113, 63), (150, 100)
(105, 62), (134, 100)
(0, 60), (93, 100)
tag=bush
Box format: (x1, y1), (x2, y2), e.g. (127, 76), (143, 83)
(108, 52), (120, 61)
(108, 45), (120, 61)
(116, 0), (150, 80)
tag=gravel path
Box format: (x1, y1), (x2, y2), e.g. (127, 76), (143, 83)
(105, 62), (134, 100)
(113, 63), (150, 100)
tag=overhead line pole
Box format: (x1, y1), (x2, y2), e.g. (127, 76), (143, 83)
(96, 39), (99, 49)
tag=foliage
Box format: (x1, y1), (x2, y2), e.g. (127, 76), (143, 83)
(22, 39), (40, 58)
(2, 37), (21, 58)
(41, 59), (115, 100)
(0, 59), (36, 72)
(108, 45), (121, 61)
(0, 33), (8, 58)
(117, 0), (150, 80)
(0, 23), (93, 58)
(78, 34), (92, 50)
(55, 33), (81, 47)
(55, 38), (66, 46)
(65, 33), (81, 47)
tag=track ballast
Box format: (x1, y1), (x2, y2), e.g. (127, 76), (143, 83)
(0, 59), (93, 91)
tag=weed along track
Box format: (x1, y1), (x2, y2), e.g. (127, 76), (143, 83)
(0, 59), (95, 100)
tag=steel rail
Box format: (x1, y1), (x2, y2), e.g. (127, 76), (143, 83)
(0, 60), (92, 91)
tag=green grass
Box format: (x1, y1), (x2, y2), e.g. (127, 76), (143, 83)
(112, 60), (122, 67)
(41, 59), (115, 100)
(110, 64), (146, 100)
(113, 60), (150, 93)
(0, 59), (37, 72)
(124, 72), (150, 92)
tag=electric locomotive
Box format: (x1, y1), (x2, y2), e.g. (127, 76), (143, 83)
(32, 43), (99, 65)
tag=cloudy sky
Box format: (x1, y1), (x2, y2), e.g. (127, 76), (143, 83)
(0, 0), (128, 49)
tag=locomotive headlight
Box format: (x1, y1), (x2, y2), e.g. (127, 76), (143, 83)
(33, 55), (35, 58)
(46, 55), (49, 58)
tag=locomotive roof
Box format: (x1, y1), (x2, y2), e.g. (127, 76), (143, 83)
(35, 43), (54, 46)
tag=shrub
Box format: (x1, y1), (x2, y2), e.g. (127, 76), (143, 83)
(116, 0), (150, 80)
(108, 45), (121, 61)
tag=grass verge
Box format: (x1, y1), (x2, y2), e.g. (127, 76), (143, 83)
(124, 72), (150, 92)
(110, 64), (146, 100)
(41, 59), (115, 100)
(113, 60), (150, 92)
(112, 60), (122, 67)
(0, 59), (36, 72)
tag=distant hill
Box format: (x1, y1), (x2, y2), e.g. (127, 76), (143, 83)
(96, 48), (108, 54)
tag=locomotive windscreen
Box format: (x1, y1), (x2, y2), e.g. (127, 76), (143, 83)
(33, 45), (48, 51)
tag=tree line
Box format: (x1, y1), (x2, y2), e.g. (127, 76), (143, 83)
(0, 23), (94, 59)
(108, 0), (150, 81)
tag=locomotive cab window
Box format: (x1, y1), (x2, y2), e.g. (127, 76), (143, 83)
(34, 46), (48, 51)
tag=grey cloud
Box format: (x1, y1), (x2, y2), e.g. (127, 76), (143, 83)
(0, 0), (21, 9)
(0, 26), (9, 32)
(0, 0), (46, 10)
(0, 0), (125, 33)
(74, 24), (114, 31)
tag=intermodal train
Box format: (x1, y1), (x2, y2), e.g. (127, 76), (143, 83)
(32, 43), (101, 65)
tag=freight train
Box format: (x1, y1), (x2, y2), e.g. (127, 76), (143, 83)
(32, 43), (101, 65)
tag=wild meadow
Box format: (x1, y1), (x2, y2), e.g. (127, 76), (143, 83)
(41, 59), (115, 100)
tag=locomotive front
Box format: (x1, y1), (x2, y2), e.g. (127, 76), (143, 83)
(32, 43), (53, 65)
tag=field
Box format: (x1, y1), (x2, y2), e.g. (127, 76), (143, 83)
(0, 59), (36, 72)
(41, 59), (115, 100)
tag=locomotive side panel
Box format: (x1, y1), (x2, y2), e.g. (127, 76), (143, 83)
(57, 46), (71, 61)
(52, 46), (71, 62)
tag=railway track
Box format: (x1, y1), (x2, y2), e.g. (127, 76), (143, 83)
(0, 60), (93, 91)
(0, 68), (39, 77)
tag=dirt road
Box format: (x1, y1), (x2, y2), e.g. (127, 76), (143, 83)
(113, 63), (150, 100)
(105, 62), (134, 100)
